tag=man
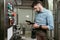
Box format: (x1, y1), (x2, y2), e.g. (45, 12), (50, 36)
(31, 1), (54, 40)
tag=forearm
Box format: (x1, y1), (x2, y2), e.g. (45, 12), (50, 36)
(41, 25), (48, 30)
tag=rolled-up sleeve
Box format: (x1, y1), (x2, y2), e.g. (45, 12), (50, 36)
(47, 12), (54, 30)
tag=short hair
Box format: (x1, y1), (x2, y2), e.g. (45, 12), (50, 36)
(31, 1), (43, 8)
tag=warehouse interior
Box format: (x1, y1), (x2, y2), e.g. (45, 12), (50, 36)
(0, 0), (60, 40)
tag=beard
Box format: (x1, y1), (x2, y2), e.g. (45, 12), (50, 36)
(36, 11), (40, 13)
(36, 9), (41, 13)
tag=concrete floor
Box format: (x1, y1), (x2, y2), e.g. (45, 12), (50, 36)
(21, 37), (36, 40)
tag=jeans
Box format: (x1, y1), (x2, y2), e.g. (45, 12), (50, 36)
(36, 30), (47, 40)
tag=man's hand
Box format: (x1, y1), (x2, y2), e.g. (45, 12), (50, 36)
(33, 23), (39, 28)
(33, 23), (48, 30)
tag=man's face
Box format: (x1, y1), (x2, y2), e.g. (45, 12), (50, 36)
(33, 3), (42, 12)
(33, 5), (40, 12)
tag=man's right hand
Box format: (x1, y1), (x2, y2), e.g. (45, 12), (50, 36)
(33, 23), (39, 28)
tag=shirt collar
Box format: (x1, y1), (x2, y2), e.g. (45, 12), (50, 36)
(40, 8), (47, 13)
